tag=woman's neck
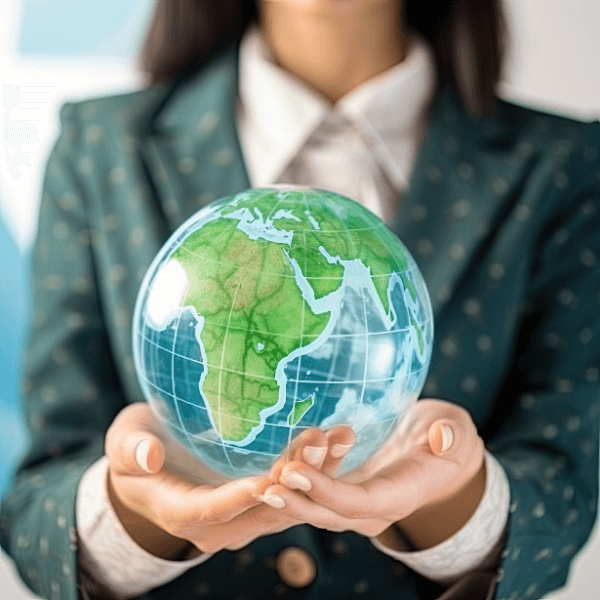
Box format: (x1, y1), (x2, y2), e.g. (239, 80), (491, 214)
(259, 0), (409, 106)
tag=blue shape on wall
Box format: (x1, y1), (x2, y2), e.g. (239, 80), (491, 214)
(17, 0), (154, 57)
(0, 213), (29, 498)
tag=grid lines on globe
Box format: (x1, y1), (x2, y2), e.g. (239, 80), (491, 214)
(136, 188), (432, 479)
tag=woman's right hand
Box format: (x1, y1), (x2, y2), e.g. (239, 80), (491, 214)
(105, 402), (353, 558)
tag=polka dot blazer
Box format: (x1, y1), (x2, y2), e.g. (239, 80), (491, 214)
(1, 40), (598, 600)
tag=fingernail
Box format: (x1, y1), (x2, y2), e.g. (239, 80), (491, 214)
(134, 439), (151, 473)
(441, 425), (454, 453)
(303, 446), (327, 467)
(282, 471), (312, 492)
(330, 443), (354, 458)
(262, 494), (286, 509)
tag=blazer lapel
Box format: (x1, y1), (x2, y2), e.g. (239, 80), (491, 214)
(132, 38), (539, 322)
(389, 87), (539, 318)
(135, 41), (251, 234)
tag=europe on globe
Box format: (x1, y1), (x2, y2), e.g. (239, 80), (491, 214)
(132, 186), (433, 481)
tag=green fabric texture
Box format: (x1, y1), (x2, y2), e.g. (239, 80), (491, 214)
(1, 37), (599, 600)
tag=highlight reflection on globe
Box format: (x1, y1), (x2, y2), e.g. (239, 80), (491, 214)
(132, 186), (434, 481)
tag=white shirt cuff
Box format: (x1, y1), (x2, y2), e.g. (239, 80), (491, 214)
(76, 455), (214, 599)
(369, 449), (510, 586)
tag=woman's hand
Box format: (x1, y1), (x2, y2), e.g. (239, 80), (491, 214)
(258, 399), (486, 546)
(105, 402), (352, 556)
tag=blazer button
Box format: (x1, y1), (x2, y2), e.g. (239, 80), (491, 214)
(275, 546), (317, 588)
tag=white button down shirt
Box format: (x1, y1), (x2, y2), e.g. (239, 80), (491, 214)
(237, 23), (437, 222)
(76, 23), (510, 599)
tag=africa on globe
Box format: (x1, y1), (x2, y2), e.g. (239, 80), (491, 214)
(132, 186), (433, 481)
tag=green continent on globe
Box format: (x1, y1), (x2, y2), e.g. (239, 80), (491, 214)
(169, 188), (416, 442)
(287, 395), (314, 426)
(171, 218), (330, 441)
(220, 190), (413, 311)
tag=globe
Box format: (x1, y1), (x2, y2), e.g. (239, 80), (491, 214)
(132, 186), (434, 482)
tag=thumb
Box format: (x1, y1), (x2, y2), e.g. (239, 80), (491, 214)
(133, 435), (166, 474)
(428, 421), (455, 456)
(108, 432), (166, 476)
(105, 402), (167, 476)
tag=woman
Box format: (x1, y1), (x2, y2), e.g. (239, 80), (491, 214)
(1, 0), (598, 599)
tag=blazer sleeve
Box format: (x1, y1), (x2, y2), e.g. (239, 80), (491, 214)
(484, 129), (600, 600)
(0, 103), (128, 600)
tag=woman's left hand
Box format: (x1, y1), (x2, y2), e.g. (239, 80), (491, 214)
(260, 399), (486, 540)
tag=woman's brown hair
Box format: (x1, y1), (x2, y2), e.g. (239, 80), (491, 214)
(137, 0), (509, 117)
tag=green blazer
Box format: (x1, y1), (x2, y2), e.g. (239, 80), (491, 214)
(1, 35), (599, 600)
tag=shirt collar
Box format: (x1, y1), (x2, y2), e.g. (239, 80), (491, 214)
(238, 22), (438, 189)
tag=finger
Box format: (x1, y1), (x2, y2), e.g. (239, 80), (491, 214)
(291, 429), (328, 468)
(409, 399), (472, 441)
(428, 421), (455, 456)
(322, 426), (356, 477)
(399, 401), (479, 459)
(400, 400), (455, 443)
(182, 475), (273, 523)
(107, 406), (272, 527)
(268, 428), (328, 482)
(276, 459), (423, 521)
(259, 482), (390, 537)
(427, 413), (481, 464)
(105, 402), (166, 476)
(194, 502), (299, 553)
(427, 418), (485, 493)
(119, 468), (272, 537)
(136, 435), (166, 474)
(107, 402), (165, 443)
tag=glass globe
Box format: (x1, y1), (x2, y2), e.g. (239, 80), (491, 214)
(133, 186), (433, 483)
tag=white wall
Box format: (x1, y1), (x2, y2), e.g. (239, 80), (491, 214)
(0, 0), (151, 253)
(499, 0), (600, 121)
(1, 0), (598, 598)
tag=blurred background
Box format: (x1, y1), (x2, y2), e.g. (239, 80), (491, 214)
(0, 0), (598, 598)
